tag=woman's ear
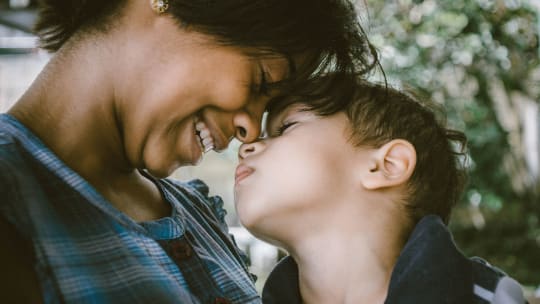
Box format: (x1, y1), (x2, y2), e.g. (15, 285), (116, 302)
(361, 139), (417, 190)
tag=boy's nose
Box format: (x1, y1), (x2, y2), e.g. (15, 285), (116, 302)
(238, 142), (264, 159)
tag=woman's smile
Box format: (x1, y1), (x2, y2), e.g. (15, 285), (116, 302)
(194, 116), (215, 153)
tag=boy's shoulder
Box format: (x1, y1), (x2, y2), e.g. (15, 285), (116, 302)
(470, 256), (527, 304)
(385, 215), (526, 303)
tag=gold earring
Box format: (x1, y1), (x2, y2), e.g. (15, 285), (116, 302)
(151, 0), (169, 14)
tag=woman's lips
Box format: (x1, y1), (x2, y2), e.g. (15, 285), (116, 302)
(235, 164), (254, 185)
(196, 115), (230, 152)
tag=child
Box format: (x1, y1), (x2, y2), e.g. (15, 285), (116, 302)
(234, 79), (526, 303)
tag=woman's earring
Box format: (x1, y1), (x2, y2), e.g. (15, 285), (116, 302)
(150, 0), (169, 14)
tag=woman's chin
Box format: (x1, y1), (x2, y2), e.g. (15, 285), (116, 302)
(145, 151), (204, 177)
(144, 160), (180, 178)
(145, 167), (172, 178)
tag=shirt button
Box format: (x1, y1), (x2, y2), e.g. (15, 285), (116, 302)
(214, 297), (231, 304)
(169, 240), (192, 260)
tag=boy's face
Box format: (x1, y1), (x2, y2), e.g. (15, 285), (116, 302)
(234, 103), (373, 243)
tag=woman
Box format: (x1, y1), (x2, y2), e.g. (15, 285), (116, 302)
(0, 0), (377, 303)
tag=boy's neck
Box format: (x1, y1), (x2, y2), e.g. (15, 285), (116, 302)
(288, 200), (409, 304)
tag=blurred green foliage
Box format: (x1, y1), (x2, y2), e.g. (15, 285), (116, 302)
(364, 0), (540, 285)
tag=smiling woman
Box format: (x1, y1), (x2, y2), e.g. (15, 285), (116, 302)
(0, 0), (379, 302)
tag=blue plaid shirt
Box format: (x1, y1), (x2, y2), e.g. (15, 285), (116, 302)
(0, 113), (260, 304)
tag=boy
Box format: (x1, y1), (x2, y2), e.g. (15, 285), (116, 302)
(234, 79), (526, 303)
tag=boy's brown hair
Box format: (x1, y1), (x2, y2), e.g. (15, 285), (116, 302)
(269, 77), (468, 224)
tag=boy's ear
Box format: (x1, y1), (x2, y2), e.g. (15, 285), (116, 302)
(361, 139), (417, 190)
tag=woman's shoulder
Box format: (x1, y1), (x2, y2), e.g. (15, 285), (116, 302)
(0, 129), (40, 223)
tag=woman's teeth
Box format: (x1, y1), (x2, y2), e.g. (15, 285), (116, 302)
(195, 120), (215, 153)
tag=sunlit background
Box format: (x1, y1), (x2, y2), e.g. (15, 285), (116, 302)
(1, 0), (539, 300)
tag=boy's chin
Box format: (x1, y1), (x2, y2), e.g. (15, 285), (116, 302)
(240, 218), (287, 247)
(249, 229), (284, 248)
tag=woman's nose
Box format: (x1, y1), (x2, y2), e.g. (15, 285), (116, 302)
(233, 98), (267, 143)
(233, 111), (261, 143)
(238, 141), (264, 160)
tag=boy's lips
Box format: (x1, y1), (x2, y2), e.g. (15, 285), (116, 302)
(235, 164), (254, 185)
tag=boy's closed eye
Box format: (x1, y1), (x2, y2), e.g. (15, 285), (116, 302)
(272, 121), (298, 137)
(265, 103), (311, 138)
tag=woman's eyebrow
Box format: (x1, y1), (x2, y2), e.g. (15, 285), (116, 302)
(263, 55), (295, 91)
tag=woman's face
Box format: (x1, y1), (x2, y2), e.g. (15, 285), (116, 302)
(116, 15), (290, 177)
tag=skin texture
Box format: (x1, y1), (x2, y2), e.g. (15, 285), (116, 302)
(235, 104), (417, 303)
(9, 0), (289, 222)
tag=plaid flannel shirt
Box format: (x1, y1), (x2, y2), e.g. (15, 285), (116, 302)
(0, 113), (260, 304)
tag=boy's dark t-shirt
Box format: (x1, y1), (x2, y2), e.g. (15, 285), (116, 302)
(263, 215), (527, 304)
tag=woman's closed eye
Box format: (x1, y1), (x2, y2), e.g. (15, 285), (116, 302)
(256, 66), (270, 96)
(256, 65), (285, 96)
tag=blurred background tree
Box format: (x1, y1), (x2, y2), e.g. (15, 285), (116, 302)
(363, 0), (540, 285)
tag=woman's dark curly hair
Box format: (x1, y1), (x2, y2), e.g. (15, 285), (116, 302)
(34, 0), (380, 97)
